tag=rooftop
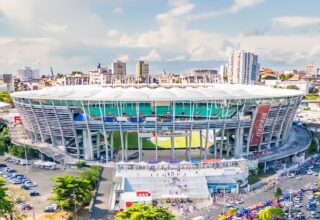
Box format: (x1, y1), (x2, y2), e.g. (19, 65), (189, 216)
(11, 84), (304, 102)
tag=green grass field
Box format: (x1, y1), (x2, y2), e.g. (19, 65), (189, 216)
(113, 131), (207, 150)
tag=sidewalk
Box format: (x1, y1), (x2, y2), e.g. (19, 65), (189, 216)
(90, 167), (114, 220)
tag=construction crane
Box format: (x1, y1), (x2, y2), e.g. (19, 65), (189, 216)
(50, 67), (54, 78)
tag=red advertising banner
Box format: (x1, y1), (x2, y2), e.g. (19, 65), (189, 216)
(250, 105), (271, 146)
(13, 116), (22, 124)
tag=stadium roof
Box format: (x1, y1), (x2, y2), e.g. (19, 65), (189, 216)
(11, 84), (304, 101)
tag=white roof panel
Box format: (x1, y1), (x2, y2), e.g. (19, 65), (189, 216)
(11, 84), (304, 102)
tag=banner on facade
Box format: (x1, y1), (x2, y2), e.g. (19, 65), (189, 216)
(250, 105), (270, 146)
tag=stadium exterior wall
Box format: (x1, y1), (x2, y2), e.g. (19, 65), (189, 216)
(11, 85), (303, 161)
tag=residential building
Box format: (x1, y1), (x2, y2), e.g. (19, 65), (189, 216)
(306, 64), (315, 76)
(260, 68), (278, 80)
(136, 61), (149, 78)
(112, 60), (126, 78)
(180, 69), (220, 84)
(227, 51), (260, 84)
(62, 72), (90, 86)
(219, 64), (228, 83)
(16, 67), (40, 82)
(89, 65), (112, 85)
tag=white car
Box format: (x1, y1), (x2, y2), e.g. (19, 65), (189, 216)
(295, 176), (302, 180)
(225, 203), (235, 208)
(24, 181), (37, 187)
(309, 165), (314, 169)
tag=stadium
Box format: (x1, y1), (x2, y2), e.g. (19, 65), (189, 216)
(10, 84), (304, 162)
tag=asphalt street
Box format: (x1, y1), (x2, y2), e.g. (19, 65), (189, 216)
(186, 160), (320, 219)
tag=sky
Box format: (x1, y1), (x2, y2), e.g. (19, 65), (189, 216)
(0, 0), (320, 75)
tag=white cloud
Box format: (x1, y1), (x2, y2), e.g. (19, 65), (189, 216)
(140, 49), (162, 61)
(229, 0), (264, 13)
(108, 29), (120, 37)
(113, 7), (123, 14)
(272, 16), (320, 27)
(168, 55), (186, 61)
(116, 54), (130, 62)
(156, 0), (194, 23)
(232, 34), (320, 65)
(187, 0), (263, 21)
(38, 23), (68, 33)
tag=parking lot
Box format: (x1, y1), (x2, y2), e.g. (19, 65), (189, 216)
(0, 156), (81, 219)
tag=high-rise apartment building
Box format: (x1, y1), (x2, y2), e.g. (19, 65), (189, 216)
(136, 61), (149, 78)
(306, 64), (315, 76)
(227, 51), (260, 84)
(16, 67), (40, 82)
(112, 60), (126, 77)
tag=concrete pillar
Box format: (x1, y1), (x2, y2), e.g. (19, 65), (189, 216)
(125, 132), (128, 161)
(110, 132), (114, 160)
(264, 162), (267, 173)
(96, 132), (101, 159)
(234, 128), (244, 157)
(83, 130), (93, 160)
(171, 135), (175, 160)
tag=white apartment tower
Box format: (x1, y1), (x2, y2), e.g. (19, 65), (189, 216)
(112, 60), (126, 77)
(227, 51), (260, 84)
(16, 67), (40, 82)
(136, 61), (149, 78)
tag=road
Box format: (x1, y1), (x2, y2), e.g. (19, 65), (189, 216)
(90, 166), (114, 220)
(186, 159), (320, 219)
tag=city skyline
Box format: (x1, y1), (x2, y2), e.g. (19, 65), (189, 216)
(0, 0), (320, 74)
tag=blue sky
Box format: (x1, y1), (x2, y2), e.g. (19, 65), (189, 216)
(0, 0), (320, 75)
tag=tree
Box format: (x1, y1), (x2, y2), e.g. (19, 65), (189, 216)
(115, 203), (175, 220)
(50, 175), (92, 210)
(0, 91), (12, 104)
(5, 185), (29, 220)
(307, 138), (318, 155)
(274, 187), (282, 199)
(286, 84), (299, 90)
(257, 207), (283, 220)
(0, 178), (13, 219)
(81, 166), (101, 188)
(0, 127), (10, 155)
(269, 207), (284, 219)
(279, 73), (286, 81)
(74, 161), (88, 169)
(7, 144), (37, 159)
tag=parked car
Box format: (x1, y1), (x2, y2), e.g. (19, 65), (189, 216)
(44, 204), (58, 212)
(24, 181), (37, 187)
(21, 204), (33, 211)
(20, 185), (30, 190)
(128, 152), (144, 160)
(29, 191), (40, 197)
(0, 163), (7, 168)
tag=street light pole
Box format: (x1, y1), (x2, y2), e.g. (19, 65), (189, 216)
(24, 142), (28, 175)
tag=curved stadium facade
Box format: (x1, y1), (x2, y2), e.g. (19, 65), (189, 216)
(11, 84), (304, 161)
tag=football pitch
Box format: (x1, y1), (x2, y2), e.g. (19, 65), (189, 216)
(113, 131), (209, 150)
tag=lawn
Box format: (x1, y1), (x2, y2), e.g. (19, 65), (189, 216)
(113, 131), (209, 150)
